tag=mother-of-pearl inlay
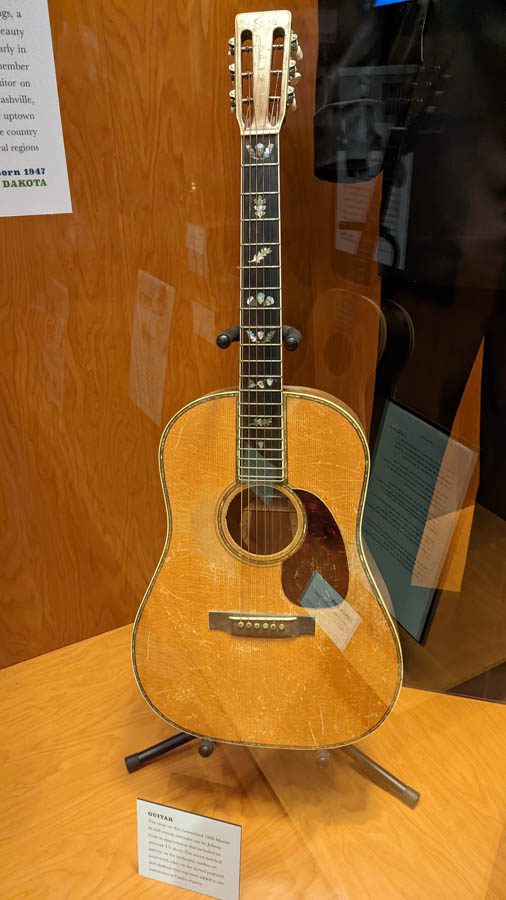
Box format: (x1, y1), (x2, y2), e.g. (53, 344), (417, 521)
(253, 195), (267, 218)
(250, 246), (271, 264)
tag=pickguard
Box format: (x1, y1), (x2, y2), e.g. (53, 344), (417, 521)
(281, 490), (349, 606)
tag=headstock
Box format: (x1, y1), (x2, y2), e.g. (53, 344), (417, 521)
(228, 11), (302, 135)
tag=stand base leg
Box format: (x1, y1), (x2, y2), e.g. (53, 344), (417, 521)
(343, 745), (420, 809)
(125, 735), (420, 809)
(125, 732), (196, 772)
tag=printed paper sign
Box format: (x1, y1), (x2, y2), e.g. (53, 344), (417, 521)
(137, 799), (241, 900)
(362, 400), (477, 641)
(0, 0), (72, 217)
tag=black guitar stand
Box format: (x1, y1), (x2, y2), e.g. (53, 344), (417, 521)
(124, 732), (419, 809)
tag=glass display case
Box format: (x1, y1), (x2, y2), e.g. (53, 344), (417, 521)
(0, 1), (504, 897)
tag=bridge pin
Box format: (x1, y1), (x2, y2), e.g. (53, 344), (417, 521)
(262, 622), (269, 630)
(254, 622), (260, 629)
(238, 621), (244, 629)
(279, 623), (285, 631)
(270, 623), (277, 631)
(246, 621), (252, 629)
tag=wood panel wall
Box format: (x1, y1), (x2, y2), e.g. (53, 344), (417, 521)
(0, 1), (382, 666)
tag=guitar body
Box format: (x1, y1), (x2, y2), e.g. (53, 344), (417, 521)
(132, 388), (402, 749)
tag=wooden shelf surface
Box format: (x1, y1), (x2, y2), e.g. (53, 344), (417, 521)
(0, 625), (505, 899)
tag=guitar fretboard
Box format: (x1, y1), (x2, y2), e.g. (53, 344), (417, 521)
(239, 133), (284, 483)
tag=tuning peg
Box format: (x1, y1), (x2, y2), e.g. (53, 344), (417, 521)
(291, 33), (303, 61)
(228, 37), (235, 56)
(229, 62), (235, 82)
(289, 60), (302, 84)
(287, 86), (297, 111)
(229, 89), (236, 111)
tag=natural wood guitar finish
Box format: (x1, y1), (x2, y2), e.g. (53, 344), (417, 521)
(133, 388), (402, 748)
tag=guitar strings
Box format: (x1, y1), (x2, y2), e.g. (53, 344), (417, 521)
(269, 35), (284, 569)
(245, 41), (254, 610)
(239, 31), (287, 615)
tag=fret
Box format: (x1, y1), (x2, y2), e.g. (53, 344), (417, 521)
(240, 371), (282, 377)
(241, 284), (280, 290)
(238, 447), (283, 462)
(240, 399), (283, 404)
(241, 391), (283, 404)
(241, 356), (281, 364)
(242, 217), (279, 222)
(240, 410), (284, 421)
(241, 241), (281, 247)
(240, 399), (281, 404)
(237, 478), (285, 483)
(239, 442), (283, 447)
(238, 450), (284, 455)
(238, 476), (284, 481)
(241, 191), (279, 196)
(240, 343), (282, 349)
(238, 461), (283, 467)
(241, 162), (278, 168)
(240, 287), (280, 293)
(239, 392), (281, 398)
(237, 472), (284, 477)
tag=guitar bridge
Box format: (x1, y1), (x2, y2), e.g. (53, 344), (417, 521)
(208, 611), (315, 639)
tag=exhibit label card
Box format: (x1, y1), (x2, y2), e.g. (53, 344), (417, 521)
(137, 798), (241, 900)
(0, 0), (72, 217)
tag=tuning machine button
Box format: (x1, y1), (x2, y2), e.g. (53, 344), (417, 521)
(291, 33), (303, 61)
(287, 86), (297, 111)
(229, 62), (235, 82)
(228, 36), (235, 56)
(229, 89), (236, 112)
(289, 60), (302, 85)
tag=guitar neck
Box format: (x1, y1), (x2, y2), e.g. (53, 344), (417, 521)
(238, 133), (285, 484)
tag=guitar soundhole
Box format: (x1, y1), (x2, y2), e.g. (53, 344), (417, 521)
(223, 485), (304, 559)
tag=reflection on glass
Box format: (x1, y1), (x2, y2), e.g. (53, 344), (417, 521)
(192, 299), (215, 345)
(363, 401), (478, 642)
(312, 288), (384, 429)
(128, 269), (174, 427)
(186, 223), (208, 277)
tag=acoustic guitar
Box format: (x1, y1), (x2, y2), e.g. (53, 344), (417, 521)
(132, 10), (402, 750)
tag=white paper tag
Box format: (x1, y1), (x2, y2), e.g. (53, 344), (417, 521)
(137, 798), (241, 900)
(309, 601), (362, 651)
